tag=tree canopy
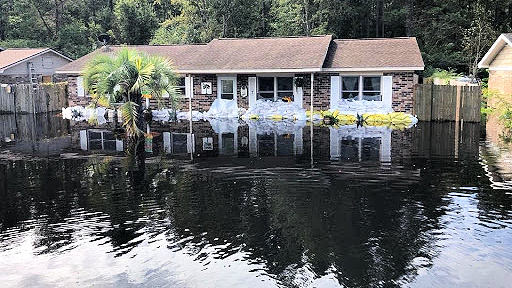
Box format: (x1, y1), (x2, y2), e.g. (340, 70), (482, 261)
(1, 0), (511, 76)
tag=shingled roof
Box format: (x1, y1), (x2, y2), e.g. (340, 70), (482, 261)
(324, 37), (424, 70)
(56, 36), (424, 74)
(0, 48), (72, 72)
(56, 44), (207, 74)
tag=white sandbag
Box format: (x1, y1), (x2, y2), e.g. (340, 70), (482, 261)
(205, 99), (239, 118)
(207, 117), (240, 134)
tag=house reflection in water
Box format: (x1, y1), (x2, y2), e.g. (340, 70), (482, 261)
(79, 129), (123, 152)
(330, 126), (391, 162)
(152, 119), (394, 164)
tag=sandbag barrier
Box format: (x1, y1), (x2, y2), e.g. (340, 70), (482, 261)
(62, 105), (418, 130)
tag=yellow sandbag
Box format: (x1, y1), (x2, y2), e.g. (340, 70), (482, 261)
(270, 114), (283, 121)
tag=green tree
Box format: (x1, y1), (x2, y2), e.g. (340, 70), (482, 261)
(82, 48), (179, 136)
(114, 0), (158, 44)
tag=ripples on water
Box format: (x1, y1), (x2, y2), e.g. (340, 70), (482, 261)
(0, 116), (511, 287)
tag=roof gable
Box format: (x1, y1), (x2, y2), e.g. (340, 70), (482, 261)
(0, 48), (72, 72)
(188, 35), (333, 71)
(478, 33), (512, 68)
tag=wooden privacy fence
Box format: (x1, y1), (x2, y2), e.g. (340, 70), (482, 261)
(414, 84), (481, 122)
(0, 83), (67, 114)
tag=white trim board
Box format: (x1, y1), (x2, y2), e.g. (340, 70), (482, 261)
(478, 34), (512, 68)
(58, 67), (423, 75)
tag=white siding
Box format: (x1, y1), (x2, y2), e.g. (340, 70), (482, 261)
(2, 51), (71, 76)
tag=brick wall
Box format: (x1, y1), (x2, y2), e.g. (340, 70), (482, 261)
(66, 75), (91, 106)
(488, 70), (512, 97)
(65, 72), (417, 113)
(385, 72), (415, 113)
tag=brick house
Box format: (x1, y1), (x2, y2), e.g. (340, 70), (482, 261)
(56, 36), (424, 113)
(0, 48), (72, 85)
(478, 33), (512, 96)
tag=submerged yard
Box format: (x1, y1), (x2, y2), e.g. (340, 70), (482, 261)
(0, 115), (511, 287)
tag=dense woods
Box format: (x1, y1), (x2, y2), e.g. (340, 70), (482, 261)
(0, 0), (511, 76)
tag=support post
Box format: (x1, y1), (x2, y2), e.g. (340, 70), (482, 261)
(310, 73), (314, 167)
(454, 85), (461, 158)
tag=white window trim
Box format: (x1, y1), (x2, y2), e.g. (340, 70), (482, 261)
(77, 76), (85, 97)
(217, 76), (237, 100)
(340, 75), (382, 101)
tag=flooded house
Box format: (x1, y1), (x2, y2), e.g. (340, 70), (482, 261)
(56, 36), (424, 114)
(0, 48), (72, 85)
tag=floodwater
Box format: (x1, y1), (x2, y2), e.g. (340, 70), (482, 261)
(0, 113), (511, 288)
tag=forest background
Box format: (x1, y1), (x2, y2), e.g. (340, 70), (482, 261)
(1, 0), (511, 77)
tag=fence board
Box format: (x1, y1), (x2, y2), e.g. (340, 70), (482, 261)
(414, 84), (481, 122)
(0, 83), (67, 114)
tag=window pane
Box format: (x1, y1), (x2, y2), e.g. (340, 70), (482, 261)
(221, 93), (234, 100)
(178, 77), (186, 86)
(363, 77), (380, 91)
(342, 77), (359, 91)
(339, 137), (359, 162)
(104, 141), (116, 151)
(362, 92), (381, 101)
(89, 140), (102, 150)
(221, 79), (233, 93)
(258, 92), (274, 100)
(361, 137), (381, 161)
(259, 77), (274, 92)
(277, 77), (293, 91)
(342, 92), (358, 101)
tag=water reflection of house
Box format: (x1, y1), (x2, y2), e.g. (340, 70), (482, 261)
(79, 129), (123, 152)
(330, 126), (391, 162)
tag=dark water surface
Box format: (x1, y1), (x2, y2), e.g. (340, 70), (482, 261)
(0, 114), (511, 287)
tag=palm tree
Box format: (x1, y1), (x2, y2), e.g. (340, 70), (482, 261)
(82, 48), (179, 137)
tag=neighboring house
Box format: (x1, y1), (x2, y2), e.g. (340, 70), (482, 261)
(56, 36), (424, 113)
(0, 48), (72, 85)
(478, 33), (512, 96)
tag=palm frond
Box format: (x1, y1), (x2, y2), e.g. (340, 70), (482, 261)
(120, 101), (141, 137)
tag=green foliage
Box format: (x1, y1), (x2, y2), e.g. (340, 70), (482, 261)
(83, 48), (179, 137)
(1, 0), (512, 74)
(120, 101), (141, 137)
(114, 0), (158, 45)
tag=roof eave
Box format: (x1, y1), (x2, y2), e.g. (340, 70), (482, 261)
(478, 34), (512, 68)
(0, 48), (73, 71)
(323, 66), (424, 72)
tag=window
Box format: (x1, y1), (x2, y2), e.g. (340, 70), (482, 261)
(218, 77), (236, 100)
(258, 77), (274, 100)
(341, 76), (381, 101)
(362, 77), (381, 101)
(257, 76), (294, 101)
(337, 137), (381, 162)
(341, 77), (359, 101)
(176, 77), (186, 97)
(42, 75), (52, 83)
(87, 130), (119, 151)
